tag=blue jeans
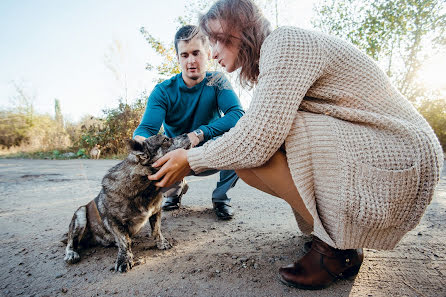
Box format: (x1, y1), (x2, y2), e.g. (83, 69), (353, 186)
(162, 169), (238, 204)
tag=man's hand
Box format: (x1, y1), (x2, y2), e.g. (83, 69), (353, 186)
(148, 148), (191, 187)
(134, 135), (146, 142)
(187, 132), (200, 148)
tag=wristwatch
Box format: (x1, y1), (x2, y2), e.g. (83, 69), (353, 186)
(193, 129), (204, 142)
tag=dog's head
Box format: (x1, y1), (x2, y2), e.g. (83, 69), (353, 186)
(127, 134), (191, 166)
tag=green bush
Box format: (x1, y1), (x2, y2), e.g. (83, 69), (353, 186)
(73, 93), (147, 157)
(417, 98), (446, 153)
(0, 111), (71, 151)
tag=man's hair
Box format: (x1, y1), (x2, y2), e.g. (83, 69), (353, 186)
(199, 0), (271, 88)
(174, 25), (208, 54)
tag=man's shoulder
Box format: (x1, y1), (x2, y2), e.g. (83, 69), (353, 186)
(204, 72), (233, 90)
(156, 73), (182, 90)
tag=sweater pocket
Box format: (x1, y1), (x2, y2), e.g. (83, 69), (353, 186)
(349, 162), (420, 230)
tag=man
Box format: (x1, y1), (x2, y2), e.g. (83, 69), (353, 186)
(133, 25), (244, 219)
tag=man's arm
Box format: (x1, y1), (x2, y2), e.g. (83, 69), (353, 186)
(198, 77), (244, 142)
(133, 86), (167, 140)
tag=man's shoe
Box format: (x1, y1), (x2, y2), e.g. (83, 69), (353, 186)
(162, 183), (189, 211)
(278, 237), (363, 290)
(162, 196), (181, 211)
(213, 202), (234, 220)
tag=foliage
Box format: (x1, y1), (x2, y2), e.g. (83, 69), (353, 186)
(54, 98), (64, 128)
(313, 0), (446, 150)
(76, 148), (87, 158)
(313, 0), (446, 103)
(0, 111), (31, 148)
(104, 39), (130, 103)
(0, 111), (71, 152)
(140, 0), (218, 84)
(416, 98), (446, 152)
(140, 27), (181, 83)
(0, 84), (71, 152)
(74, 92), (148, 155)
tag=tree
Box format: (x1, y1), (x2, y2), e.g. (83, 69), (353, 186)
(54, 98), (64, 128)
(313, 0), (446, 150)
(312, 0), (446, 103)
(0, 81), (35, 148)
(104, 39), (130, 104)
(140, 0), (256, 106)
(140, 0), (213, 83)
(140, 27), (181, 83)
(10, 80), (35, 126)
(417, 97), (446, 151)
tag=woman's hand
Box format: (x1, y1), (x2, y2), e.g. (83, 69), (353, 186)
(148, 148), (191, 187)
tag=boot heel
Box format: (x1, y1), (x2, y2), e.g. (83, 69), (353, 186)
(342, 265), (361, 280)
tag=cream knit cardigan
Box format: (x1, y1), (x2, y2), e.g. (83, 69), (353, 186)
(187, 27), (444, 250)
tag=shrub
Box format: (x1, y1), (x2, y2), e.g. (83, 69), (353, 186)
(417, 98), (446, 153)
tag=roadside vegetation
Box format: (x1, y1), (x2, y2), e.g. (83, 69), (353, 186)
(1, 0), (444, 159)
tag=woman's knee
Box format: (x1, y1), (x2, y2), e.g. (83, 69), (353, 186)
(235, 168), (252, 183)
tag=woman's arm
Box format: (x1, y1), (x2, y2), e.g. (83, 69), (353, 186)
(151, 27), (328, 186)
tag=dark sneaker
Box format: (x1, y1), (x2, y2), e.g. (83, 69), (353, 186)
(162, 183), (189, 211)
(213, 202), (234, 220)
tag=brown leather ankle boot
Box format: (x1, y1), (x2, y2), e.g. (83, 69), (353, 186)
(278, 237), (363, 290)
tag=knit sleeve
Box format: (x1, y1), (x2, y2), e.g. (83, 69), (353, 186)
(187, 27), (327, 173)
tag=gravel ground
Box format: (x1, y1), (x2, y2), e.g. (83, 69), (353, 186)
(0, 159), (445, 297)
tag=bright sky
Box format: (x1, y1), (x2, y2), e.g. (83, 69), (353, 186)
(0, 0), (316, 122)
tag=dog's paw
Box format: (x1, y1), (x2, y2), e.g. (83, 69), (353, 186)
(115, 252), (134, 273)
(64, 250), (80, 264)
(156, 239), (172, 250)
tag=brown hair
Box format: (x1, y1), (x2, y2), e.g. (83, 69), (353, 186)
(174, 25), (208, 55)
(199, 0), (272, 87)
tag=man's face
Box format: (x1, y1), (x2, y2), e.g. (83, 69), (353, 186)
(177, 36), (209, 87)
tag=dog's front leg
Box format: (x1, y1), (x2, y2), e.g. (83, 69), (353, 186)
(149, 211), (171, 250)
(107, 221), (134, 272)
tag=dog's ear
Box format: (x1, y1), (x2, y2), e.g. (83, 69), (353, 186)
(143, 134), (166, 156)
(127, 138), (144, 152)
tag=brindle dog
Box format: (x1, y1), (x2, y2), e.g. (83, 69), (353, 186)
(63, 134), (191, 272)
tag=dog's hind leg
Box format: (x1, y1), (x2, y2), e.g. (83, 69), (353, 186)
(149, 211), (171, 250)
(64, 206), (88, 264)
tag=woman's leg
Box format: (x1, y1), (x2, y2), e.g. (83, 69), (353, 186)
(236, 150), (313, 226)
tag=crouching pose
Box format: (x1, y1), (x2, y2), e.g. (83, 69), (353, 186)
(148, 0), (443, 290)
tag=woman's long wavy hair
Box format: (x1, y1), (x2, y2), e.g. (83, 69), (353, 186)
(199, 0), (272, 88)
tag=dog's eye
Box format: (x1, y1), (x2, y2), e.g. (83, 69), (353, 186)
(161, 138), (172, 147)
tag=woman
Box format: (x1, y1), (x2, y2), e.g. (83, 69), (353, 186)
(149, 0), (444, 290)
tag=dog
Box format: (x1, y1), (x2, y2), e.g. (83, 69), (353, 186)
(64, 134), (191, 272)
(89, 144), (101, 159)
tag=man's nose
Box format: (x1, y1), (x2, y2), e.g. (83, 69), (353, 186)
(188, 55), (196, 63)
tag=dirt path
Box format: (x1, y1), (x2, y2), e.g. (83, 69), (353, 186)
(0, 159), (445, 297)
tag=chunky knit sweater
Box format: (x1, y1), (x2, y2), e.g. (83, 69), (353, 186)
(187, 27), (444, 250)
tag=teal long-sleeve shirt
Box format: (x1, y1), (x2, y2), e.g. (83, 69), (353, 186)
(133, 72), (244, 142)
